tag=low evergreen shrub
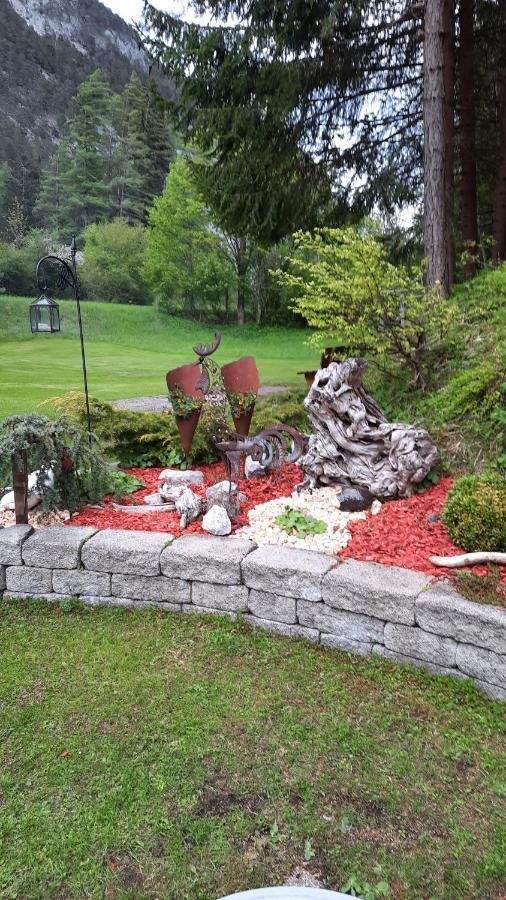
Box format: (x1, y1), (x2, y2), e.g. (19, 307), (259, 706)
(0, 413), (112, 512)
(442, 473), (506, 552)
(43, 389), (309, 467)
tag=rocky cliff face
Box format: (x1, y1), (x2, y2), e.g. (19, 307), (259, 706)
(1, 0), (147, 157)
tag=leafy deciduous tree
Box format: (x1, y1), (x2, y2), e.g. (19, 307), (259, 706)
(272, 227), (456, 385)
(81, 219), (150, 304)
(143, 157), (234, 319)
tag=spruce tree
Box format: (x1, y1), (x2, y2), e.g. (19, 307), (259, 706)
(110, 74), (176, 224)
(36, 70), (113, 237)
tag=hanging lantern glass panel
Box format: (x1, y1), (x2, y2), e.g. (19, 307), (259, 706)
(30, 294), (60, 333)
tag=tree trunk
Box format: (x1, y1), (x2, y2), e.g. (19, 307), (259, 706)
(459, 0), (478, 278)
(492, 68), (506, 264)
(253, 255), (266, 325)
(235, 236), (249, 325)
(12, 451), (28, 526)
(443, 0), (455, 288)
(424, 0), (453, 297)
(237, 279), (246, 325)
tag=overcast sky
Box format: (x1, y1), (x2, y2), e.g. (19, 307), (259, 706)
(101, 0), (200, 26)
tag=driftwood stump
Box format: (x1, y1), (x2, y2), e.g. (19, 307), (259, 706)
(298, 358), (439, 500)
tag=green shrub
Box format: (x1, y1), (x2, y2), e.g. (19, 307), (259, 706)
(44, 389), (310, 468)
(442, 473), (506, 552)
(0, 231), (52, 296)
(81, 220), (151, 304)
(0, 413), (112, 512)
(251, 389), (309, 433)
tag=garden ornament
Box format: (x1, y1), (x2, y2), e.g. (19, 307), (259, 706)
(215, 425), (306, 489)
(298, 357), (439, 499)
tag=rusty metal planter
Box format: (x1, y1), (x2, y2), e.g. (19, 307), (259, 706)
(221, 356), (260, 436)
(166, 364), (204, 455)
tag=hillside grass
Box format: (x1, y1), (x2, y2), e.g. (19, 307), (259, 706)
(1, 599), (505, 900)
(0, 296), (316, 418)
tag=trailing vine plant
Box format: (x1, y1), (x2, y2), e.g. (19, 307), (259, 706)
(0, 413), (112, 518)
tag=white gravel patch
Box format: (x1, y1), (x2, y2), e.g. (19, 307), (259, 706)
(0, 507), (70, 528)
(237, 486), (372, 555)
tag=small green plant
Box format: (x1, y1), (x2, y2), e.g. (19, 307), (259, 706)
(270, 821), (279, 842)
(275, 506), (327, 539)
(442, 472), (506, 552)
(341, 873), (389, 899)
(303, 837), (316, 860)
(107, 470), (145, 499)
(412, 468), (441, 494)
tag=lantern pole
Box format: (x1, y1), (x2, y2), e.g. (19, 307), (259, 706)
(70, 236), (92, 445)
(34, 236), (92, 445)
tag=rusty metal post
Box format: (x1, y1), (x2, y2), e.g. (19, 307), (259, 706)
(12, 451), (29, 525)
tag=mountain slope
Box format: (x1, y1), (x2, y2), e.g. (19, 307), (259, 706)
(1, 0), (147, 157)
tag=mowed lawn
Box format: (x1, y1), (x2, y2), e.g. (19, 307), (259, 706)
(0, 296), (316, 418)
(1, 599), (505, 899)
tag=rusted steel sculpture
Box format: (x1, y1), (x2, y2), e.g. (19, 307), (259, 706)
(194, 332), (222, 394)
(221, 355), (260, 435)
(298, 357), (439, 499)
(215, 425), (306, 486)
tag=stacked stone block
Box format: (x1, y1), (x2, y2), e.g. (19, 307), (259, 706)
(0, 524), (504, 701)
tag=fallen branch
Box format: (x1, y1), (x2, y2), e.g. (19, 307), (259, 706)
(429, 552), (506, 568)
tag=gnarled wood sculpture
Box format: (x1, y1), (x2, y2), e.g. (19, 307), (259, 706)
(298, 358), (439, 499)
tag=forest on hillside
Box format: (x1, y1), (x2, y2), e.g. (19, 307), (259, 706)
(1, 0), (506, 328)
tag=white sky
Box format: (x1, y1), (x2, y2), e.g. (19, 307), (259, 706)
(101, 0), (199, 26)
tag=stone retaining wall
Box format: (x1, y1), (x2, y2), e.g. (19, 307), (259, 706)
(1, 524), (505, 702)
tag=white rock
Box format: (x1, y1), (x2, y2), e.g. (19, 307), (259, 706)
(0, 468), (54, 511)
(245, 455), (265, 478)
(206, 480), (246, 518)
(202, 505), (232, 536)
(236, 485), (366, 555)
(158, 469), (204, 487)
(159, 482), (185, 503)
(175, 487), (202, 528)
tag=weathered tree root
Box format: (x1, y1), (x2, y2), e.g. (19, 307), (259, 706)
(429, 552), (506, 568)
(298, 358), (439, 499)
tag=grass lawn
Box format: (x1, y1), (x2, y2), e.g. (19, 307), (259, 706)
(1, 600), (504, 899)
(0, 296), (316, 418)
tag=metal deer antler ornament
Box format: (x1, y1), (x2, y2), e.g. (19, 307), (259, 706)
(193, 332), (222, 395)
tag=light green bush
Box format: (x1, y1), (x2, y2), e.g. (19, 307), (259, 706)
(81, 219), (151, 304)
(442, 473), (506, 552)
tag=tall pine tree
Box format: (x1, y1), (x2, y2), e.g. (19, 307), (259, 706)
(35, 70), (175, 237)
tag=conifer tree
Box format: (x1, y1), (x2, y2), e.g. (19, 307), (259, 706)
(36, 70), (112, 236)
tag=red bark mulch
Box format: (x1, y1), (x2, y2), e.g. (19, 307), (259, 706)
(68, 463), (303, 536)
(338, 475), (504, 580)
(68, 468), (504, 581)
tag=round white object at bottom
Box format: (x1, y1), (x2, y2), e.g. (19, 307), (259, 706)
(218, 888), (352, 900)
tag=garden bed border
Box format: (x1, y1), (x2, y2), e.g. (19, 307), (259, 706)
(0, 524), (504, 702)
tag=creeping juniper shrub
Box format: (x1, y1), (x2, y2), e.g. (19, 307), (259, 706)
(44, 389), (310, 468)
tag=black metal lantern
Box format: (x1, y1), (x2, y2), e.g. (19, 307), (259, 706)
(30, 293), (60, 333)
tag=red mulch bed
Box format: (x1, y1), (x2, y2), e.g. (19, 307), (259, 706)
(339, 475), (504, 580)
(68, 468), (504, 581)
(68, 463), (303, 536)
